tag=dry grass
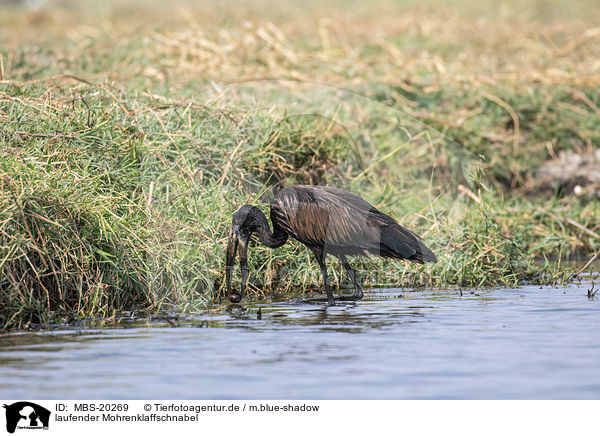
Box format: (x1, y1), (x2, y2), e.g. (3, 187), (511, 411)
(3, 1), (600, 85)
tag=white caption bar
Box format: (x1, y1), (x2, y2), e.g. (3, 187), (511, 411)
(1, 400), (598, 436)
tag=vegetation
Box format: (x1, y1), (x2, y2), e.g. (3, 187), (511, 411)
(1, 0), (599, 329)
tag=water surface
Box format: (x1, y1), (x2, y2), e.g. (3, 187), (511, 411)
(1, 285), (599, 399)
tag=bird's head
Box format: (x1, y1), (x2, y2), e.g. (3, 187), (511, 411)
(225, 205), (264, 303)
(230, 204), (263, 239)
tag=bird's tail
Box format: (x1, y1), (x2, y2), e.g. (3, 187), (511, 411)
(379, 219), (437, 264)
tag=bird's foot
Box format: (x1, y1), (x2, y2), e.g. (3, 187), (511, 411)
(296, 294), (360, 304)
(351, 289), (364, 300)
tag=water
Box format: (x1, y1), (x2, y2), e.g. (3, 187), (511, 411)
(1, 285), (599, 399)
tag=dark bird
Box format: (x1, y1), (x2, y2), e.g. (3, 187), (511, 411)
(225, 185), (437, 305)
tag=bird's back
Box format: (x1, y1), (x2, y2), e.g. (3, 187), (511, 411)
(270, 185), (436, 263)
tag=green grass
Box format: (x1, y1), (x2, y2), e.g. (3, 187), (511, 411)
(1, 0), (599, 329)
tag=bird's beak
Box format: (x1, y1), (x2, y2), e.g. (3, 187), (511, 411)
(225, 226), (239, 298)
(225, 225), (250, 303)
(238, 237), (249, 293)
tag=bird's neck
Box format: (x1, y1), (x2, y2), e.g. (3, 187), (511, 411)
(253, 208), (288, 248)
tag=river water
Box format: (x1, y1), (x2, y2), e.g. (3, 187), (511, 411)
(1, 284), (599, 399)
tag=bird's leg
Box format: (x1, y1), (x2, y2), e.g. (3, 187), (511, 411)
(312, 247), (335, 305)
(339, 254), (363, 300)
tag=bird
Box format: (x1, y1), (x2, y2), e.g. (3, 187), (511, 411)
(225, 185), (437, 305)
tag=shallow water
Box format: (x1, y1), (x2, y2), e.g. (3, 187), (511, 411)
(1, 285), (600, 399)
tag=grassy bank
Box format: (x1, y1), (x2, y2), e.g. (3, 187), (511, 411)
(1, 0), (599, 329)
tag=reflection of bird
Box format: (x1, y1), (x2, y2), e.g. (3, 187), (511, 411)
(225, 185), (437, 305)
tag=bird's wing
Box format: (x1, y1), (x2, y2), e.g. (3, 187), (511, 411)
(271, 186), (423, 259)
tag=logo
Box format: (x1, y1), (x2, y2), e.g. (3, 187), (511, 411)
(3, 402), (50, 434)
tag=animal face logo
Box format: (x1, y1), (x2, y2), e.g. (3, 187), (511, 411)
(3, 402), (50, 434)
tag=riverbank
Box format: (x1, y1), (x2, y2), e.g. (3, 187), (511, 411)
(1, 0), (599, 329)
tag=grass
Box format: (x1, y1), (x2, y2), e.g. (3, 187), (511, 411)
(1, 0), (599, 329)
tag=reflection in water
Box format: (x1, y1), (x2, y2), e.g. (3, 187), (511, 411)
(1, 286), (599, 399)
(222, 289), (427, 332)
